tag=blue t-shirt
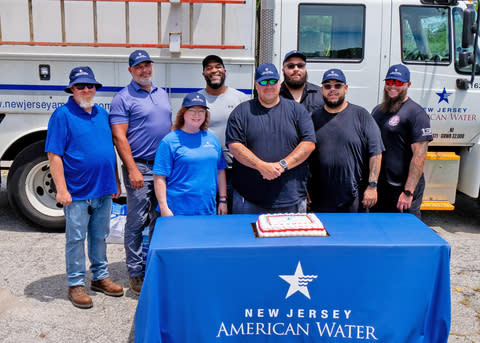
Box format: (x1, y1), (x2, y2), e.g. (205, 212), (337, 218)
(225, 97), (316, 207)
(109, 80), (172, 161)
(153, 130), (226, 215)
(45, 97), (117, 200)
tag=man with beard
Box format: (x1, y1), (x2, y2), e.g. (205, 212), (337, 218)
(109, 50), (172, 295)
(280, 50), (323, 114)
(198, 55), (249, 210)
(308, 68), (384, 212)
(226, 63), (315, 214)
(371, 64), (433, 218)
(46, 66), (124, 308)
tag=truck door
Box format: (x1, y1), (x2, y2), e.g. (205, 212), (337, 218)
(278, 0), (388, 111)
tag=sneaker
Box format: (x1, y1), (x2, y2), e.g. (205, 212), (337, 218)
(68, 285), (93, 309)
(91, 277), (124, 297)
(129, 276), (144, 296)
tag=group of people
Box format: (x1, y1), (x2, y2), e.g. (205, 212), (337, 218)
(45, 49), (432, 309)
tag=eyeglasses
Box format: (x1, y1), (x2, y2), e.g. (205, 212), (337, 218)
(186, 108), (207, 115)
(385, 79), (405, 86)
(322, 83), (344, 90)
(74, 83), (95, 90)
(285, 62), (306, 70)
(258, 79), (278, 86)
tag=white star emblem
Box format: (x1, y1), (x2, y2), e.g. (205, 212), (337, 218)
(279, 262), (317, 299)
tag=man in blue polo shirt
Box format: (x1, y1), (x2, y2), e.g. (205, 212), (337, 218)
(46, 66), (124, 309)
(109, 50), (172, 295)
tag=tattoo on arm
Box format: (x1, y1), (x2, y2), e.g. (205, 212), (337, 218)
(405, 141), (428, 191)
(369, 154), (382, 182)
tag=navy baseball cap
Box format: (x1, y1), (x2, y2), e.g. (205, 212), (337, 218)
(283, 50), (306, 64)
(322, 68), (347, 84)
(385, 64), (410, 82)
(129, 50), (153, 67)
(202, 55), (224, 69)
(65, 66), (102, 93)
(182, 92), (209, 109)
(255, 63), (280, 82)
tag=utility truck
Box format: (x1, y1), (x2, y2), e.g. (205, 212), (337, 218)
(0, 0), (479, 228)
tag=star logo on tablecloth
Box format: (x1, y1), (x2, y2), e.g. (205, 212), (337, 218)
(436, 88), (452, 104)
(279, 261), (317, 299)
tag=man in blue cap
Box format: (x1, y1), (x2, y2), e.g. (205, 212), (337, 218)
(308, 68), (384, 212)
(109, 50), (172, 295)
(46, 66), (124, 309)
(371, 64), (433, 218)
(280, 50), (324, 114)
(226, 63), (316, 214)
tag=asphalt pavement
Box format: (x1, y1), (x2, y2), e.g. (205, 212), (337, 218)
(0, 174), (479, 342)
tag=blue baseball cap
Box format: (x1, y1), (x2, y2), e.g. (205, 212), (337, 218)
(65, 66), (102, 93)
(255, 63), (280, 82)
(129, 49), (153, 67)
(322, 68), (347, 84)
(385, 64), (410, 82)
(283, 50), (306, 64)
(182, 92), (209, 109)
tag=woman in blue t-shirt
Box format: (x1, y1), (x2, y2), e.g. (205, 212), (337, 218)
(153, 92), (227, 216)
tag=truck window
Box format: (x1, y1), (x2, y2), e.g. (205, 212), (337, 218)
(400, 6), (450, 64)
(298, 4), (365, 61)
(453, 7), (480, 75)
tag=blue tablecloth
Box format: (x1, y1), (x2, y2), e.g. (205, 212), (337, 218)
(135, 213), (451, 343)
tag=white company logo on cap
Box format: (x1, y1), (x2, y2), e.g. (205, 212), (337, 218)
(279, 261), (317, 299)
(389, 68), (403, 76)
(193, 95), (204, 103)
(262, 68), (274, 76)
(74, 69), (89, 77)
(327, 71), (340, 78)
(136, 52), (147, 60)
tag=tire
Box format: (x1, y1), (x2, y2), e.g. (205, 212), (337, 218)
(7, 141), (65, 229)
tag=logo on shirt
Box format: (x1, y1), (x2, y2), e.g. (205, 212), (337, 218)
(422, 128), (432, 136)
(203, 141), (214, 148)
(279, 261), (317, 300)
(388, 115), (400, 127)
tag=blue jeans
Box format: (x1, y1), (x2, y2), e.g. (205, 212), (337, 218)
(232, 189), (307, 214)
(122, 162), (158, 278)
(64, 194), (111, 286)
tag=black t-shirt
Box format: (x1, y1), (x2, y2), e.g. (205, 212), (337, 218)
(280, 81), (324, 115)
(225, 97), (316, 207)
(308, 103), (384, 210)
(372, 98), (433, 186)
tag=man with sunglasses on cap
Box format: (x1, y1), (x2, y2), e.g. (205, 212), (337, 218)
(226, 63), (316, 214)
(46, 66), (124, 308)
(280, 50), (324, 114)
(371, 64), (433, 218)
(198, 55), (249, 210)
(308, 68), (384, 213)
(109, 50), (172, 295)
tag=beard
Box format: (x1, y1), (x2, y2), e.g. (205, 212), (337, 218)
(283, 71), (307, 90)
(323, 95), (345, 109)
(379, 89), (407, 114)
(78, 98), (95, 110)
(134, 77), (152, 87)
(204, 74), (225, 89)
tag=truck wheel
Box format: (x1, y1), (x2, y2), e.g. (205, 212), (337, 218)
(7, 141), (65, 229)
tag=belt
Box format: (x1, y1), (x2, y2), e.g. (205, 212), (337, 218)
(134, 158), (154, 164)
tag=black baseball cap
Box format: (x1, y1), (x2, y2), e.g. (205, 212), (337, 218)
(202, 55), (225, 69)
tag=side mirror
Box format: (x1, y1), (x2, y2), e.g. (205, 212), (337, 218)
(462, 6), (476, 48)
(459, 50), (474, 68)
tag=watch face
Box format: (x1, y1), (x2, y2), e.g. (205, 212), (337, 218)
(368, 182), (377, 187)
(404, 190), (413, 197)
(280, 159), (288, 170)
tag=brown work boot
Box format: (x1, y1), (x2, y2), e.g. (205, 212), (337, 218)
(91, 277), (124, 297)
(129, 276), (144, 296)
(68, 285), (93, 309)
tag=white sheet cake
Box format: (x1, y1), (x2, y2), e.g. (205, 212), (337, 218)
(255, 213), (327, 237)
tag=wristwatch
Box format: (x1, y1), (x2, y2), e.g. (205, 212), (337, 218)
(403, 190), (414, 197)
(368, 181), (377, 188)
(279, 159), (288, 171)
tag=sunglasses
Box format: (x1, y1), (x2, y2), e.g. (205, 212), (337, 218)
(322, 83), (344, 90)
(385, 79), (405, 86)
(258, 79), (279, 86)
(74, 83), (95, 90)
(285, 62), (306, 70)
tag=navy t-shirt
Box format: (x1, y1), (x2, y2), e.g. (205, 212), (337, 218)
(226, 98), (316, 207)
(308, 103), (384, 210)
(372, 98), (433, 186)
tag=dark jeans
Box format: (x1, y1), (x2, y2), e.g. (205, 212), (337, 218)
(232, 188), (307, 214)
(310, 195), (367, 213)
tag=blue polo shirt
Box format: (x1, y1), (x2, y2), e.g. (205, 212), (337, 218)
(109, 80), (172, 161)
(45, 97), (117, 200)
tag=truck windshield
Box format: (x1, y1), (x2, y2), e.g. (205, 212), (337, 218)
(453, 7), (480, 75)
(400, 6), (450, 63)
(298, 4), (365, 61)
